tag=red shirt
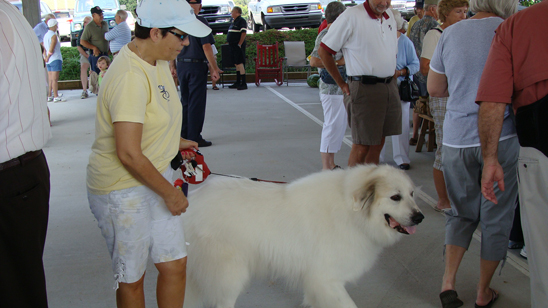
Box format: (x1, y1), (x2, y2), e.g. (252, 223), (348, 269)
(476, 1), (548, 113)
(318, 19), (327, 33)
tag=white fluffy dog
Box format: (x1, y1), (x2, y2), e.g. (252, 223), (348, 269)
(182, 164), (424, 308)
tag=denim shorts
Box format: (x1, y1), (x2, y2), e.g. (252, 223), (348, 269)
(88, 168), (187, 288)
(46, 59), (62, 72)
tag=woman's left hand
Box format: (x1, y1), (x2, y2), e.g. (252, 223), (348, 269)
(179, 138), (198, 160)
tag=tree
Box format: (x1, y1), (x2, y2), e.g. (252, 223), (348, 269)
(520, 0), (541, 7)
(119, 0), (137, 13)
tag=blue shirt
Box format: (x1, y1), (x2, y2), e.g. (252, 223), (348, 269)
(396, 34), (419, 82)
(33, 21), (49, 43)
(105, 21), (131, 53)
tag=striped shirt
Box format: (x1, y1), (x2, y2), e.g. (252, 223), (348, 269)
(33, 21), (49, 43)
(104, 21), (131, 53)
(0, 1), (52, 163)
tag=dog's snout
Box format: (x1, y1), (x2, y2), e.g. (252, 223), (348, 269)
(411, 212), (424, 225)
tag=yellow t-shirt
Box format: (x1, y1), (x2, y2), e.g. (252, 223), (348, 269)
(87, 44), (182, 195)
(407, 15), (420, 37)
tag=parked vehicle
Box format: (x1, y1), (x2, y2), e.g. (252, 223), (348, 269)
(11, 1), (53, 20)
(403, 0), (416, 20)
(70, 0), (123, 47)
(53, 10), (72, 41)
(199, 0), (233, 34)
(319, 0), (365, 20)
(247, 0), (323, 33)
(125, 10), (135, 32)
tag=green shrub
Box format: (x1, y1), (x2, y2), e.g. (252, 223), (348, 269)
(59, 29), (320, 80)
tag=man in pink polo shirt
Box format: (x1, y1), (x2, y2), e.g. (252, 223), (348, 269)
(318, 0), (400, 166)
(477, 1), (548, 307)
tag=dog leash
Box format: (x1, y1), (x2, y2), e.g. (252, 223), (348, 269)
(209, 172), (287, 184)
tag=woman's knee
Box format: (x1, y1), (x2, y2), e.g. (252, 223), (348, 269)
(156, 257), (187, 277)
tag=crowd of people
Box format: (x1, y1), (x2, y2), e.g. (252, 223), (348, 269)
(1, 0), (548, 307)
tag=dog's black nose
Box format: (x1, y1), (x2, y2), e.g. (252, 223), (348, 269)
(411, 212), (424, 225)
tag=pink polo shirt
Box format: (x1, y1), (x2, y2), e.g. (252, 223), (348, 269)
(476, 1), (548, 113)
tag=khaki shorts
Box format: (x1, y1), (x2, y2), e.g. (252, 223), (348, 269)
(80, 54), (90, 65)
(88, 168), (187, 289)
(344, 78), (401, 145)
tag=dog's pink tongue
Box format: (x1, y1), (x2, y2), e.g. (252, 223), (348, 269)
(404, 225), (417, 235)
(389, 217), (400, 228)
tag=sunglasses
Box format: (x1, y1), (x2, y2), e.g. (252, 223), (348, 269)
(168, 30), (189, 41)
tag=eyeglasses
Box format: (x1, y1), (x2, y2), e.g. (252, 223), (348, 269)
(168, 30), (189, 41)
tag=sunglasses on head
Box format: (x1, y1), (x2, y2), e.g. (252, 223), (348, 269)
(168, 30), (189, 41)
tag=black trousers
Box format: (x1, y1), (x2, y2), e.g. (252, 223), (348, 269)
(177, 61), (209, 142)
(0, 151), (50, 308)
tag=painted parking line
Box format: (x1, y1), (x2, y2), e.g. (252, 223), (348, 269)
(266, 86), (529, 277)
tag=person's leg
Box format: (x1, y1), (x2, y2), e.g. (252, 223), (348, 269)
(236, 63), (247, 90)
(348, 144), (369, 167)
(185, 63), (209, 142)
(320, 94), (345, 169)
(475, 259), (500, 306)
(411, 111), (420, 142)
(392, 101), (411, 166)
(116, 275), (146, 308)
(155, 258), (187, 308)
(81, 62), (90, 92)
(178, 61), (190, 139)
(47, 70), (53, 99)
(441, 244), (467, 292)
(52, 71), (60, 98)
(321, 152), (336, 170)
(0, 152), (50, 308)
(434, 168), (451, 210)
(365, 140), (385, 165)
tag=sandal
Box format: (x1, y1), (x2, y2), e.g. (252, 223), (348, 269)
(212, 85), (219, 90)
(440, 290), (463, 308)
(475, 288), (499, 308)
(409, 137), (417, 146)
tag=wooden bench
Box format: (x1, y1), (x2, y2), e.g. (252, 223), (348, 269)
(415, 114), (436, 152)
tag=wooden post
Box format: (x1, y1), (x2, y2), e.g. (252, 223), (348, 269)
(22, 0), (41, 28)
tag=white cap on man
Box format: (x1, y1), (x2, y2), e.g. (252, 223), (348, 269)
(136, 0), (211, 38)
(47, 18), (58, 28)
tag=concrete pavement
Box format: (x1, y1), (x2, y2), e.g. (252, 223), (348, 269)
(43, 82), (531, 307)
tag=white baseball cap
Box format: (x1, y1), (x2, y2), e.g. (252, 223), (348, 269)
(47, 18), (58, 27)
(136, 0), (211, 38)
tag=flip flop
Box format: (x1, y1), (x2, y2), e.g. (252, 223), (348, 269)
(440, 290), (464, 308)
(475, 289), (499, 308)
(212, 86), (219, 90)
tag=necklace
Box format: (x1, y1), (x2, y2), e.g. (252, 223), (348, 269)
(133, 41), (143, 59)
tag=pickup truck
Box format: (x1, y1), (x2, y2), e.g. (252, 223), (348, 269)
(199, 0), (233, 34)
(70, 0), (123, 47)
(247, 0), (323, 32)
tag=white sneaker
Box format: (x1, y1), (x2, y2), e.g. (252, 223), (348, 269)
(53, 96), (66, 102)
(47, 96), (53, 102)
(520, 246), (527, 259)
(81, 90), (89, 99)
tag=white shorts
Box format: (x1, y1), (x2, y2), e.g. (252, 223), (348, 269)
(88, 168), (187, 288)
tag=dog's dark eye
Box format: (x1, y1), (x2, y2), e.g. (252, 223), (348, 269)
(390, 194), (402, 201)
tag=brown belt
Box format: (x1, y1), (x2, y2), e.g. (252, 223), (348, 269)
(0, 150), (42, 172)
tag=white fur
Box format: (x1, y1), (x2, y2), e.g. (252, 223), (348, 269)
(182, 164), (422, 308)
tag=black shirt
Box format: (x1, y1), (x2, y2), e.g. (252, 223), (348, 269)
(178, 15), (215, 60)
(227, 16), (246, 44)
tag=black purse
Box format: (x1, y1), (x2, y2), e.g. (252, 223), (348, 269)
(399, 67), (420, 102)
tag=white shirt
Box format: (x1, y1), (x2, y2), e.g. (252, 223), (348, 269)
(321, 1), (398, 78)
(0, 1), (52, 163)
(44, 30), (63, 64)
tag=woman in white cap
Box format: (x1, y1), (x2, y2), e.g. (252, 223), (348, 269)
(86, 0), (211, 306)
(43, 18), (66, 102)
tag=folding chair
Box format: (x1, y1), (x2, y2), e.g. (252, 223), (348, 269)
(283, 41), (311, 85)
(220, 44), (237, 88)
(254, 42), (284, 86)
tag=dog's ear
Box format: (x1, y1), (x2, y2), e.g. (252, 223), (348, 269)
(352, 175), (379, 212)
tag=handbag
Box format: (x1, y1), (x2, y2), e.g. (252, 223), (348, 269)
(320, 65), (347, 85)
(399, 67), (420, 102)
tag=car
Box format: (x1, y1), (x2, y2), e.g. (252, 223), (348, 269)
(70, 0), (124, 47)
(53, 10), (72, 41)
(11, 1), (53, 20)
(319, 0), (365, 20)
(247, 0), (323, 33)
(403, 0), (416, 20)
(199, 0), (233, 34)
(125, 10), (135, 32)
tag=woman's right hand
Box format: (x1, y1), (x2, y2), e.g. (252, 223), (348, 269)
(164, 188), (189, 216)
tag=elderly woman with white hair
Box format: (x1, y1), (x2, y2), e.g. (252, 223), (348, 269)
(427, 0), (519, 307)
(380, 9), (419, 170)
